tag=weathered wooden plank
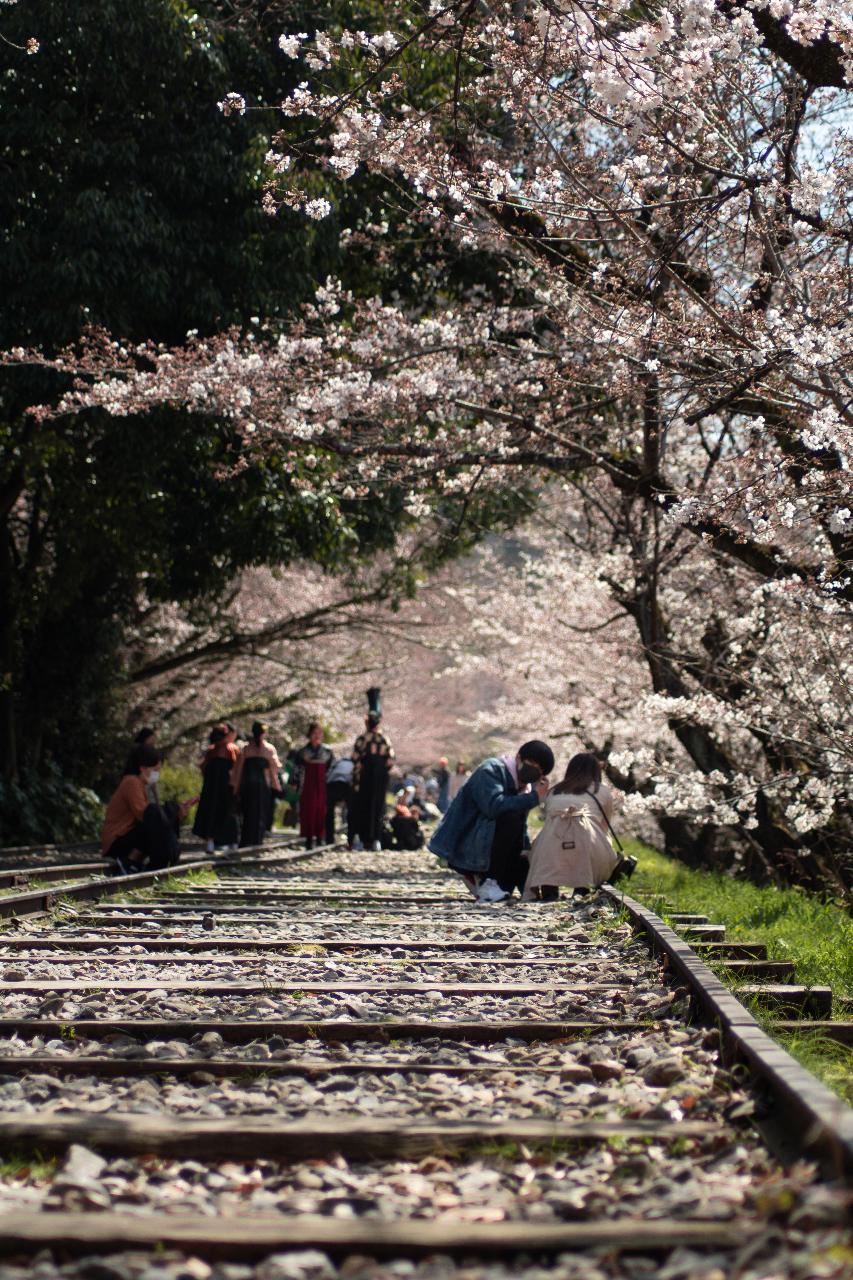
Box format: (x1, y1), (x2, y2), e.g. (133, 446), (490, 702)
(680, 924), (726, 941)
(160, 894), (460, 905)
(715, 961), (796, 980)
(736, 985), (833, 1018)
(0, 953), (612, 968)
(666, 914), (710, 924)
(0, 1211), (746, 1259)
(0, 979), (621, 994)
(691, 942), (768, 960)
(76, 906), (515, 917)
(773, 1020), (853, 1046)
(0, 1111), (717, 1161)
(0, 937), (599, 953)
(0, 1018), (648, 1044)
(0, 1055), (596, 1082)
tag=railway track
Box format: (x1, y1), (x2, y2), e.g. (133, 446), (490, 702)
(0, 845), (849, 1280)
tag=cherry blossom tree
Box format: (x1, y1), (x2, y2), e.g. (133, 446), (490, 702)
(6, 0), (853, 893)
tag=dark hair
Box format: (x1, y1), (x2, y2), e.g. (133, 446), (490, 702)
(126, 743), (162, 774)
(251, 720), (267, 745)
(134, 727), (155, 746)
(518, 739), (555, 776)
(366, 711), (381, 728)
(307, 721), (322, 736)
(552, 752), (602, 796)
(209, 724), (227, 745)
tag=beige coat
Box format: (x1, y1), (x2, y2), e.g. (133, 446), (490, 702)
(523, 782), (619, 896)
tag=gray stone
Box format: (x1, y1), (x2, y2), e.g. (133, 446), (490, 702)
(643, 1058), (686, 1087)
(63, 1144), (107, 1182)
(76, 1260), (134, 1280)
(256, 1252), (335, 1280)
(197, 1032), (225, 1054)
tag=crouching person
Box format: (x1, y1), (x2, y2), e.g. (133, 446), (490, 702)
(101, 745), (192, 874)
(523, 752), (632, 900)
(429, 741), (553, 902)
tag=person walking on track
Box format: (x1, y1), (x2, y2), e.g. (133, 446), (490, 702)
(350, 687), (395, 852)
(294, 722), (335, 850)
(325, 753), (354, 846)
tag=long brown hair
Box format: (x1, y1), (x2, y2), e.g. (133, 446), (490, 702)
(552, 752), (602, 796)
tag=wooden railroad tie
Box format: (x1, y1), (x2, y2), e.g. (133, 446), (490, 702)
(0, 1018), (651, 1044)
(0, 937), (602, 952)
(0, 1111), (719, 1161)
(0, 1212), (749, 1260)
(0, 953), (629, 968)
(0, 1055), (599, 1082)
(0, 979), (625, 995)
(736, 985), (833, 1018)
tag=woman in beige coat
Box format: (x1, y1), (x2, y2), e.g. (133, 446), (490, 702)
(523, 753), (631, 901)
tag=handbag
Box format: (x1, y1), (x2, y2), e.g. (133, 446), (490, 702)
(588, 791), (624, 854)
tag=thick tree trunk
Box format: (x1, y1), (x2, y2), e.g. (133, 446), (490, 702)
(0, 527), (18, 781)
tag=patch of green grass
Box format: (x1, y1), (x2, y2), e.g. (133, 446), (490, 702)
(159, 762), (201, 812)
(108, 866), (219, 904)
(623, 839), (853, 1102)
(772, 1031), (853, 1107)
(0, 1150), (59, 1182)
(624, 839), (853, 1003)
(0, 877), (53, 897)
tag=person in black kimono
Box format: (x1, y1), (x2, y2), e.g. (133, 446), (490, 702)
(193, 724), (240, 852)
(350, 687), (395, 852)
(231, 721), (283, 848)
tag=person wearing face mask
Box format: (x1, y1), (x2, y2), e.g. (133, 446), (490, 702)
(428, 740), (554, 902)
(101, 745), (194, 875)
(123, 728), (160, 804)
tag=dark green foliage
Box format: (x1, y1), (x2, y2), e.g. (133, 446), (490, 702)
(0, 0), (350, 785)
(0, 763), (103, 846)
(0, 0), (537, 806)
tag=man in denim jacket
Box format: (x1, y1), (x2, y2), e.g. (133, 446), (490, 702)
(428, 740), (554, 901)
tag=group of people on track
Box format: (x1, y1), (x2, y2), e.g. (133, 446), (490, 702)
(102, 694), (634, 900)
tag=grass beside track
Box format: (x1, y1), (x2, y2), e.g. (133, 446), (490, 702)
(625, 839), (853, 1105)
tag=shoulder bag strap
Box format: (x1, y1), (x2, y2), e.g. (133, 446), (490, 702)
(587, 790), (624, 854)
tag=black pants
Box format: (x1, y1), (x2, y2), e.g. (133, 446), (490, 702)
(489, 844), (529, 895)
(488, 808), (529, 896)
(325, 780), (351, 844)
(106, 803), (179, 871)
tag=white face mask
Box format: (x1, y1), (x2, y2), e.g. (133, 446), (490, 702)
(147, 769), (160, 784)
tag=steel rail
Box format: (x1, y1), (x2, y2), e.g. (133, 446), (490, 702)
(0, 839), (310, 920)
(603, 884), (853, 1177)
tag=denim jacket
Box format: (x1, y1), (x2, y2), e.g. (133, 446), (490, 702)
(428, 756), (540, 873)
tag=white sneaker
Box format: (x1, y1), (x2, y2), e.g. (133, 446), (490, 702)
(477, 878), (509, 902)
(371, 840), (382, 852)
(205, 840), (215, 853)
(352, 837), (364, 851)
